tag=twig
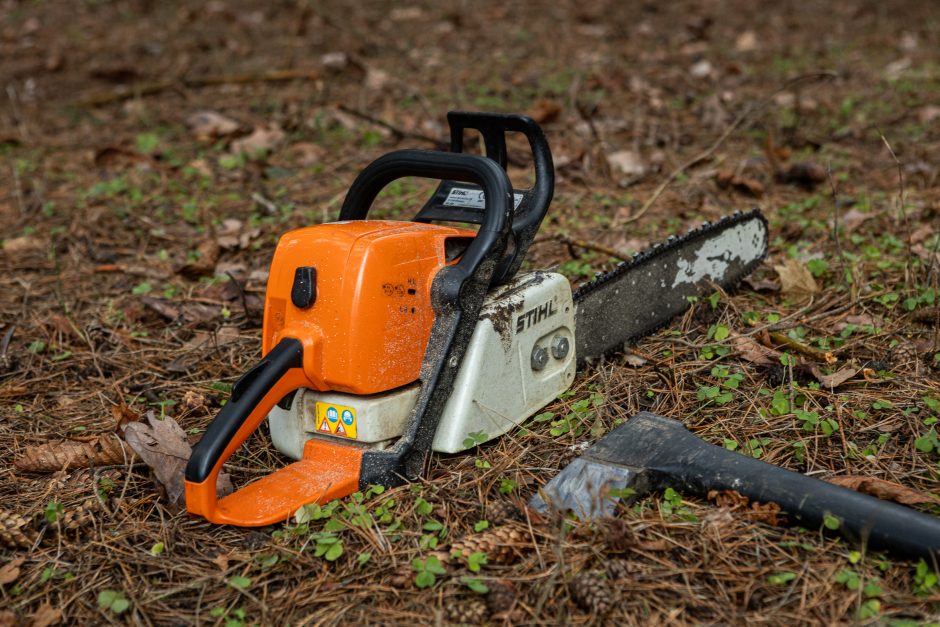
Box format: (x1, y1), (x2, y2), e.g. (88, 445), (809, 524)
(337, 104), (443, 146)
(543, 234), (631, 261)
(826, 161), (844, 265)
(623, 71), (837, 224)
(79, 69), (321, 107)
(880, 134), (913, 281)
(768, 331), (837, 364)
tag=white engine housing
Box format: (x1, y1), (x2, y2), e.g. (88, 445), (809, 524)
(268, 271), (576, 458)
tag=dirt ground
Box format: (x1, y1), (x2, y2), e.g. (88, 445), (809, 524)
(2, 0), (940, 624)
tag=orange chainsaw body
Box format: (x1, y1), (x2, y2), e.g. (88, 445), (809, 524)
(184, 219), (474, 525)
(263, 220), (473, 395)
(186, 112), (550, 527)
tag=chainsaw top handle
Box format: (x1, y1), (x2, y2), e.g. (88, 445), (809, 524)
(340, 111), (554, 287)
(339, 148), (514, 293)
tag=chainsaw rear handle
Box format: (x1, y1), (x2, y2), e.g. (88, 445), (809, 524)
(185, 337), (366, 525)
(186, 338), (305, 486)
(340, 149), (513, 289)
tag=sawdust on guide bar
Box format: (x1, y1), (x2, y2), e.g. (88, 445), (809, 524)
(2, 0), (940, 624)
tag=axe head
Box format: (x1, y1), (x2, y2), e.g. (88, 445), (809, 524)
(530, 412), (697, 518)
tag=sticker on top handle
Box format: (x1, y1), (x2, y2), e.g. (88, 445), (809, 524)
(314, 402), (358, 439)
(443, 187), (524, 210)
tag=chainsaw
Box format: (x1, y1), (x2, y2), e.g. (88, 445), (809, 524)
(184, 111), (769, 526)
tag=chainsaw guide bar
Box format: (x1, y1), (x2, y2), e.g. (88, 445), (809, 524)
(573, 208), (768, 365)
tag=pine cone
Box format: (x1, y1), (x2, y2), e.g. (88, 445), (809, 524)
(485, 500), (522, 526)
(569, 570), (615, 616)
(14, 435), (136, 472)
(450, 526), (525, 566)
(605, 558), (632, 581)
(444, 597), (489, 625)
(0, 509), (34, 548)
(54, 499), (99, 532)
(485, 581), (517, 615)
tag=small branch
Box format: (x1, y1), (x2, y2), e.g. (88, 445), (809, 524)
(79, 69), (321, 107)
(768, 331), (837, 364)
(535, 234), (632, 261)
(336, 104), (443, 145)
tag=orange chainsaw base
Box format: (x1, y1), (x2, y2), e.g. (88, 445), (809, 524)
(184, 439), (362, 527)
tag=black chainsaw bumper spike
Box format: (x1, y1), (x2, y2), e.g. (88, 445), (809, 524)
(531, 411), (940, 561)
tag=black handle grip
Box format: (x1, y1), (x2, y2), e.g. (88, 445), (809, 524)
(593, 413), (940, 561)
(440, 112), (554, 286)
(446, 111), (554, 222)
(339, 149), (512, 280)
(185, 338), (304, 484)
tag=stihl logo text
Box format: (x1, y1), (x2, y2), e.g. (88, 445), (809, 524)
(516, 299), (557, 334)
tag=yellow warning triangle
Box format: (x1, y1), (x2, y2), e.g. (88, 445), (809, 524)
(319, 420), (332, 433)
(335, 422), (346, 437)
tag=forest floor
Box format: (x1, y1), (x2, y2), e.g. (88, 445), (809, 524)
(1, 0), (940, 624)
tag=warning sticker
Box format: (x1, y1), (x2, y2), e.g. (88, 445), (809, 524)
(314, 402), (357, 439)
(443, 187), (524, 210)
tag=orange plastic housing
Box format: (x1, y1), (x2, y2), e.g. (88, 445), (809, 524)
(262, 220), (474, 395)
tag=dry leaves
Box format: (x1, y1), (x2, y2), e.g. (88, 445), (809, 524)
(827, 476), (940, 507)
(716, 169), (764, 197)
(215, 218), (261, 251)
(607, 150), (646, 177)
(30, 603), (62, 627)
(230, 125), (285, 157)
(15, 435), (136, 472)
(0, 557), (24, 585)
(124, 413), (232, 507)
(140, 296), (220, 325)
(776, 161), (827, 189)
(527, 99), (561, 125)
(773, 258), (818, 296)
(810, 363), (861, 388)
(707, 490), (783, 526)
(730, 331), (781, 366)
(177, 239), (221, 278)
(186, 111), (241, 141)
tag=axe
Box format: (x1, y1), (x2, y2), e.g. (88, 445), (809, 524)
(530, 412), (940, 561)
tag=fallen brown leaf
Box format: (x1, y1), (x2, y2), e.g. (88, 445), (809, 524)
(230, 125), (285, 157)
(15, 434), (136, 472)
(93, 146), (155, 170)
(827, 476), (940, 507)
(527, 99), (561, 125)
(730, 332), (781, 366)
(777, 161), (826, 189)
(177, 239), (221, 278)
(212, 552), (230, 571)
(773, 258), (818, 296)
(140, 297), (221, 325)
(707, 490), (783, 525)
(30, 603), (62, 627)
(186, 111), (241, 141)
(111, 402), (142, 435)
(124, 412), (232, 507)
(716, 169), (765, 197)
(0, 557), (24, 585)
(743, 277), (780, 292)
(810, 363), (861, 388)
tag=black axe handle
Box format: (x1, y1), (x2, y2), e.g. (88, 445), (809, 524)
(537, 412), (940, 561)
